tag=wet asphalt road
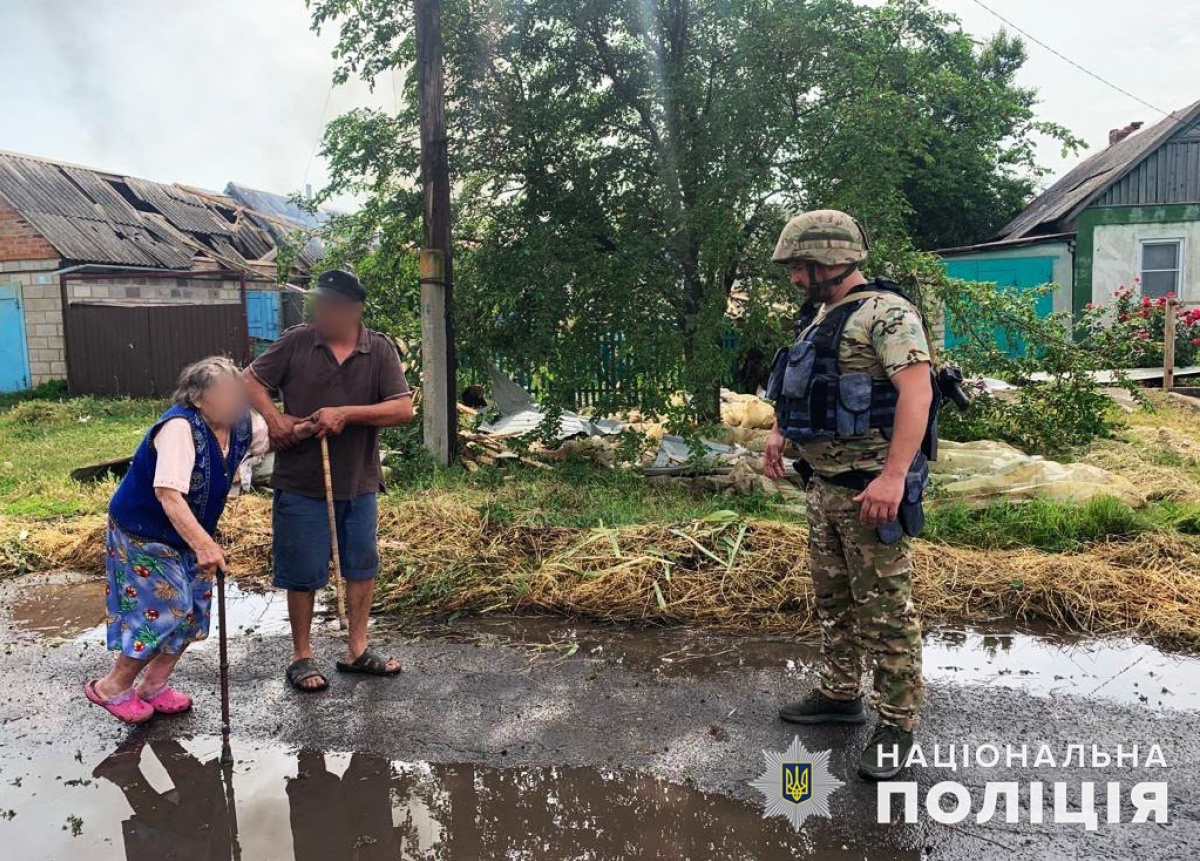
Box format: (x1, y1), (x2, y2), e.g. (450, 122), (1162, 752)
(1, 574), (1198, 860)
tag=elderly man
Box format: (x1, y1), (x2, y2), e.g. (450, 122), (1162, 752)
(245, 269), (413, 692)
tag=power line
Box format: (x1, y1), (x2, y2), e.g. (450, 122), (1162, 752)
(967, 0), (1188, 125)
(303, 83), (335, 190)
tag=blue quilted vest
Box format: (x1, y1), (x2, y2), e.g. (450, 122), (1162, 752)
(109, 405), (252, 549)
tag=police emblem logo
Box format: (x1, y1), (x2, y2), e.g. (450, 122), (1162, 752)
(782, 763), (811, 804)
(751, 737), (843, 830)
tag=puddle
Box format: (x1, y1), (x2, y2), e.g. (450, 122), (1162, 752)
(0, 737), (883, 861)
(8, 577), (107, 640)
(923, 627), (1200, 710)
(4, 572), (292, 646)
(422, 615), (1200, 710)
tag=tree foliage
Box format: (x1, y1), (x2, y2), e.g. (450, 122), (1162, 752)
(308, 0), (1078, 420)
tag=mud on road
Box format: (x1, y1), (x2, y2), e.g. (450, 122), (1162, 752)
(1, 571), (1198, 860)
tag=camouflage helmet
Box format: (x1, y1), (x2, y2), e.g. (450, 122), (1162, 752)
(771, 209), (870, 267)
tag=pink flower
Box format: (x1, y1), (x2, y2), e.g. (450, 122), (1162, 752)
(1135, 330), (1149, 339)
(1192, 338), (1200, 347)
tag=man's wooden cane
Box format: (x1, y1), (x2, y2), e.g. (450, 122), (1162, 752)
(320, 437), (349, 630)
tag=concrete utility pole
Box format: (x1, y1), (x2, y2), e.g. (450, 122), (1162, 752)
(415, 0), (457, 463)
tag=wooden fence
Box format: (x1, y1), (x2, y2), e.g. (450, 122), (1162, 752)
(1163, 298), (1200, 391)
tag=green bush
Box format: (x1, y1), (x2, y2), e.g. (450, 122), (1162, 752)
(904, 250), (1136, 458)
(0, 379), (68, 411)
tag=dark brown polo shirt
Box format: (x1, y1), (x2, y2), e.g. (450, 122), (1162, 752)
(249, 324), (410, 500)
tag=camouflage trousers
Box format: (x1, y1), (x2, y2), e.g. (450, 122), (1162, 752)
(806, 476), (924, 730)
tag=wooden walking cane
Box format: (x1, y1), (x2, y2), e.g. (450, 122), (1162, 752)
(320, 437), (349, 630)
(214, 564), (242, 856)
(215, 564), (233, 766)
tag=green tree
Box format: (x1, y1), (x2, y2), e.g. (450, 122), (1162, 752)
(308, 0), (1077, 420)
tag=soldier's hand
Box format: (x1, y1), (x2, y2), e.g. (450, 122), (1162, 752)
(854, 472), (905, 528)
(763, 428), (786, 480)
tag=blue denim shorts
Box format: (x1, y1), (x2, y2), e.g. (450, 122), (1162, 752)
(271, 490), (379, 591)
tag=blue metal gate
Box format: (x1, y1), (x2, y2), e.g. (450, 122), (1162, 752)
(0, 284), (31, 392)
(943, 256), (1056, 355)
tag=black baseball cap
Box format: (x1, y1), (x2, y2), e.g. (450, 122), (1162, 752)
(310, 269), (366, 303)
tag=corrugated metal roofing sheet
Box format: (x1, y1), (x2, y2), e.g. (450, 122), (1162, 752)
(123, 176), (235, 236)
(225, 182), (330, 269)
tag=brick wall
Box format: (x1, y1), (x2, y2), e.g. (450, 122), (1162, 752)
(0, 197), (58, 261)
(1, 259), (65, 385)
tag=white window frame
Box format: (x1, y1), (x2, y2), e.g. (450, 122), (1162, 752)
(1137, 237), (1185, 299)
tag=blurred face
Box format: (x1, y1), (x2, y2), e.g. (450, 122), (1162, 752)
(312, 296), (364, 340)
(196, 373), (248, 428)
(789, 260), (847, 305)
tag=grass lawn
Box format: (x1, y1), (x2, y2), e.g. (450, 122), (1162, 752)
(4, 390), (1200, 645)
(1, 389), (1198, 551)
(0, 395), (165, 518)
(0, 391), (778, 527)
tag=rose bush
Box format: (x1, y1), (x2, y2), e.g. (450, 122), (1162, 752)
(1079, 279), (1200, 368)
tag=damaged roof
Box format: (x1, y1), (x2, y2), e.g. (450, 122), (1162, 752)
(0, 150), (310, 275)
(994, 99), (1200, 241)
(224, 182), (332, 270)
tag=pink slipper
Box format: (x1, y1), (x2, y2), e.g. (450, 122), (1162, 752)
(84, 680), (154, 724)
(140, 685), (193, 715)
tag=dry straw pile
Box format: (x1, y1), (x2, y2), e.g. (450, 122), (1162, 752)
(11, 491), (1200, 648)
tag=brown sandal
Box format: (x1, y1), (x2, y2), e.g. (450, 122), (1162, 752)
(335, 647), (401, 676)
(286, 658), (329, 692)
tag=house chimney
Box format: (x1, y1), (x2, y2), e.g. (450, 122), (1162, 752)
(1109, 121), (1144, 146)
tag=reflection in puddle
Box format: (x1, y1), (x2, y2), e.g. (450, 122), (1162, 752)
(923, 628), (1200, 710)
(0, 737), (832, 861)
(428, 616), (1200, 711)
(6, 574), (292, 645)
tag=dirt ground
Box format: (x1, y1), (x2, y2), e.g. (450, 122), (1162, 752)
(1, 571), (1197, 860)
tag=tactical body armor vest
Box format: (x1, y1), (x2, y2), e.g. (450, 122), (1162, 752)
(765, 278), (939, 543)
(766, 278), (938, 458)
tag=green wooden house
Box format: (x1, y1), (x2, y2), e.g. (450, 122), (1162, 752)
(938, 99), (1200, 335)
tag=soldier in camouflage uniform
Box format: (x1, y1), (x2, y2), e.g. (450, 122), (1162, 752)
(762, 210), (933, 780)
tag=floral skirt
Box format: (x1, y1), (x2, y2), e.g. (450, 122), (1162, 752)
(105, 520), (214, 659)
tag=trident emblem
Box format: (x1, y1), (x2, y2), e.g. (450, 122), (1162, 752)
(782, 763), (812, 804)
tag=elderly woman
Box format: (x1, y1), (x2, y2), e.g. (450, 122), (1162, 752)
(85, 356), (312, 723)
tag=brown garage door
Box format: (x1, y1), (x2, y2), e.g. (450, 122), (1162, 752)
(66, 303), (250, 397)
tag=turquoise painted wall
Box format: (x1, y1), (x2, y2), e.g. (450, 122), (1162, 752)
(942, 255), (1056, 353)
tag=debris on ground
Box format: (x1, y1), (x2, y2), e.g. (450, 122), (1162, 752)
(68, 457), (132, 484)
(933, 440), (1146, 508)
(458, 376), (1187, 510)
(12, 493), (1200, 647)
(476, 364), (623, 441)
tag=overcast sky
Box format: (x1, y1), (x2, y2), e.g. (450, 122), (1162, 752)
(2, 0), (1198, 210)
